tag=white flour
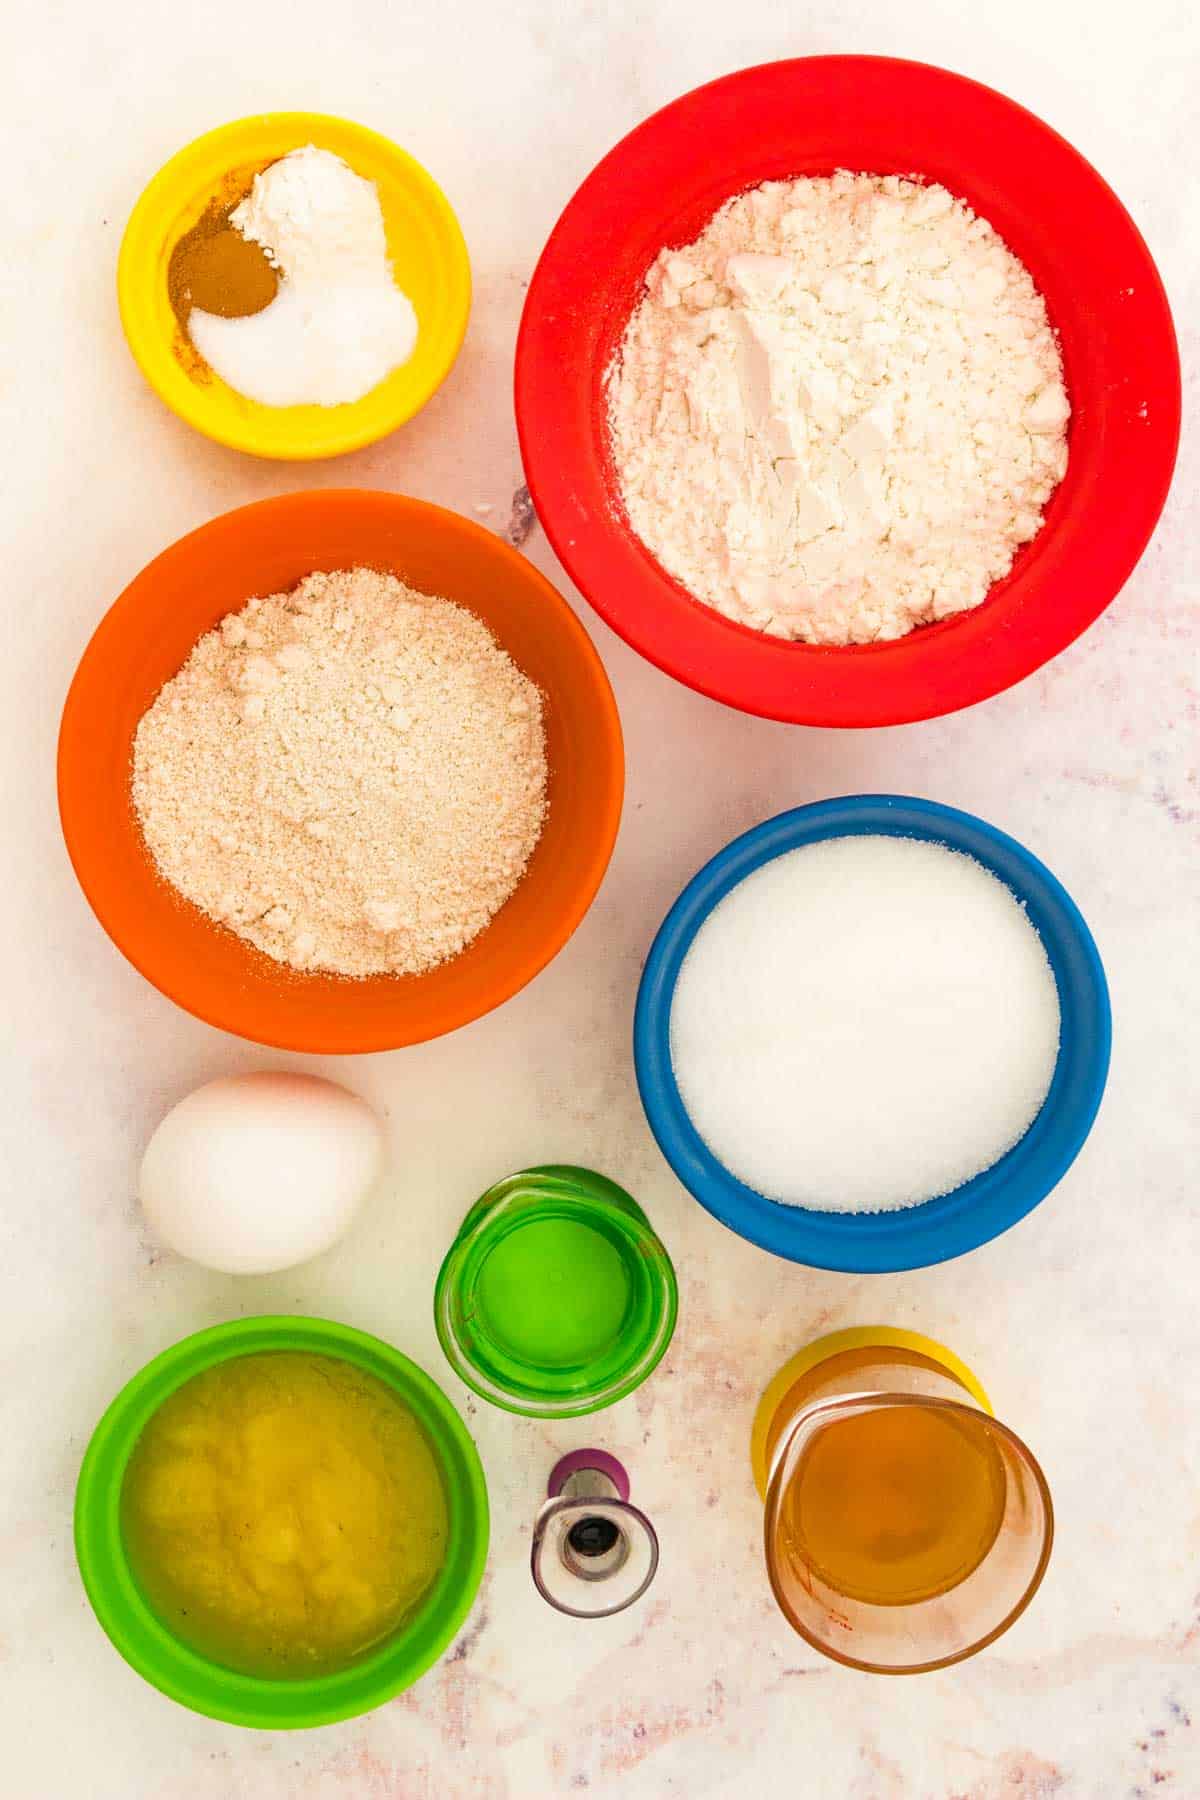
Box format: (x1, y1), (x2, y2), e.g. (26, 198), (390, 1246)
(189, 146), (418, 407)
(608, 173), (1069, 645)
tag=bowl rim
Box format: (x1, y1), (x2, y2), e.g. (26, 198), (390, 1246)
(633, 795), (1112, 1271)
(56, 489), (625, 1055)
(118, 110), (471, 460)
(74, 1316), (489, 1729)
(515, 54), (1182, 726)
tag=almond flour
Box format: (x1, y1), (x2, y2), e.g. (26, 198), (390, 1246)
(132, 568), (548, 978)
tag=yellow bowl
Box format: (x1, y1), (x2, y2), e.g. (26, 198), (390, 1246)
(118, 113), (471, 460)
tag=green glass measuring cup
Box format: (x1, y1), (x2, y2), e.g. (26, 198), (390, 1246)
(434, 1166), (678, 1417)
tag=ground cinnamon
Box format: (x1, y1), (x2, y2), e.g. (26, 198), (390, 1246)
(167, 185), (278, 326)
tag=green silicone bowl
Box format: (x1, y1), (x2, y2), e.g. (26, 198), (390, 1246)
(74, 1316), (489, 1729)
(434, 1166), (678, 1417)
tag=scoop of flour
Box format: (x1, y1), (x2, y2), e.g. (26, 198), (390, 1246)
(189, 145), (418, 407)
(608, 172), (1069, 645)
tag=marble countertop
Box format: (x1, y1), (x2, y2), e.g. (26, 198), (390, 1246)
(3, 1), (1196, 1794)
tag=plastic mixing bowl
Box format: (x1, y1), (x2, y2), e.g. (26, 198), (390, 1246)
(516, 57), (1180, 726)
(57, 490), (623, 1052)
(634, 796), (1111, 1271)
(119, 112), (471, 459)
(74, 1316), (489, 1729)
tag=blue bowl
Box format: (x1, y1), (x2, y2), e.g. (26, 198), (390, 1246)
(634, 796), (1111, 1272)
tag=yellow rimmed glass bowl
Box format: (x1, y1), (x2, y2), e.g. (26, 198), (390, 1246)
(117, 112), (471, 459)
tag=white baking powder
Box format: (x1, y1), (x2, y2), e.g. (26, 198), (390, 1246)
(609, 173), (1069, 644)
(669, 834), (1061, 1211)
(189, 146), (418, 407)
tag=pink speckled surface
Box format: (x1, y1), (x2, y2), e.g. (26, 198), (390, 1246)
(3, 0), (1197, 1794)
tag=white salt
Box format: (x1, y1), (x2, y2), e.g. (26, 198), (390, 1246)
(669, 834), (1061, 1212)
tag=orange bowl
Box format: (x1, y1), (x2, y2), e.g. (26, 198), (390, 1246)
(58, 491), (624, 1052)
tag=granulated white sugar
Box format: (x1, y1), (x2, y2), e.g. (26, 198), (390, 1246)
(669, 834), (1061, 1211)
(132, 568), (547, 978)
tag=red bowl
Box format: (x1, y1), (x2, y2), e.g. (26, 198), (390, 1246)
(515, 57), (1180, 727)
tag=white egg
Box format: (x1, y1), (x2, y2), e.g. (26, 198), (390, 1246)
(139, 1072), (385, 1275)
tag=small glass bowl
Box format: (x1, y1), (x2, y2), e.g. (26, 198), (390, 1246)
(434, 1166), (678, 1417)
